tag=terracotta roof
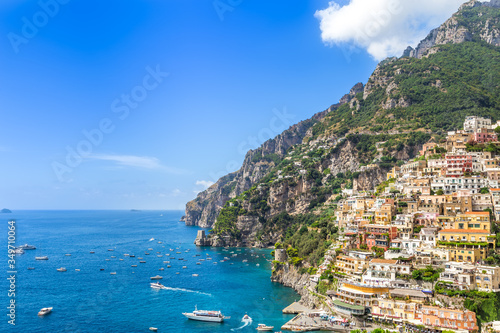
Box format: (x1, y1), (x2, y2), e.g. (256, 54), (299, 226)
(370, 259), (398, 264)
(465, 211), (490, 215)
(438, 229), (490, 234)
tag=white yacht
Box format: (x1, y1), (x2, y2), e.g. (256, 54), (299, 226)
(38, 307), (53, 316)
(182, 306), (229, 323)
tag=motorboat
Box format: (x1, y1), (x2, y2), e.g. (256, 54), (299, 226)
(256, 324), (274, 331)
(150, 282), (165, 289)
(242, 314), (252, 321)
(131, 265), (137, 267)
(182, 306), (229, 323)
(150, 275), (163, 280)
(90, 251), (95, 254)
(27, 267), (35, 270)
(110, 272), (116, 275)
(107, 249), (114, 251)
(18, 244), (36, 250)
(149, 327), (158, 331)
(129, 255), (135, 258)
(192, 274), (199, 277)
(159, 268), (164, 271)
(182, 266), (187, 269)
(56, 267), (67, 272)
(65, 254), (71, 256)
(140, 261), (146, 263)
(38, 307), (53, 316)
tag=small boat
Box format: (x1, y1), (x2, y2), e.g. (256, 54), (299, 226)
(38, 307), (53, 316)
(149, 327), (158, 331)
(108, 249), (114, 251)
(167, 265), (171, 268)
(150, 275), (163, 280)
(100, 268), (105, 271)
(18, 244), (36, 250)
(192, 274), (199, 277)
(35, 256), (48, 260)
(110, 272), (116, 275)
(199, 259), (205, 261)
(150, 282), (165, 289)
(157, 255), (163, 258)
(145, 253), (150, 255)
(119, 259), (124, 261)
(56, 267), (67, 272)
(149, 238), (155, 241)
(124, 254), (130, 256)
(182, 266), (187, 269)
(138, 257), (143, 259)
(242, 259), (248, 262)
(242, 314), (252, 321)
(111, 256), (116, 258)
(65, 254), (71, 256)
(178, 258), (184, 260)
(129, 255), (135, 258)
(75, 269), (80, 271)
(105, 259), (110, 261)
(170, 248), (174, 251)
(256, 324), (274, 331)
(131, 265), (137, 267)
(176, 272), (180, 274)
(256, 264), (260, 267)
(196, 262), (201, 265)
(164, 261), (170, 264)
(159, 268), (164, 271)
(90, 251), (95, 254)
(158, 241), (162, 244)
(27, 267), (35, 270)
(140, 261), (146, 263)
(182, 306), (229, 323)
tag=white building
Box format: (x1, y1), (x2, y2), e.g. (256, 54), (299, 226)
(463, 116), (491, 133)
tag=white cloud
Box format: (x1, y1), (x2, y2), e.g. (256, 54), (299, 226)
(195, 180), (214, 189)
(88, 154), (187, 174)
(315, 0), (467, 60)
(89, 154), (163, 169)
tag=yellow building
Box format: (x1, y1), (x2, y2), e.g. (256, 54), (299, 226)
(454, 211), (491, 231)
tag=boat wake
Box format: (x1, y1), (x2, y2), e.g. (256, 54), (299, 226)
(231, 319), (252, 331)
(162, 286), (212, 297)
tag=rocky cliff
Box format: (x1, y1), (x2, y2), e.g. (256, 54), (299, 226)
(271, 263), (321, 309)
(185, 0), (500, 249)
(404, 0), (500, 58)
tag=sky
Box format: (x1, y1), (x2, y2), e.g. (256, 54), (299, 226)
(0, 0), (470, 210)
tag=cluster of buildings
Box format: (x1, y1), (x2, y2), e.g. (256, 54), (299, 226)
(313, 117), (500, 332)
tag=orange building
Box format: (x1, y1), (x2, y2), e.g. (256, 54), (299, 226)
(420, 305), (478, 332)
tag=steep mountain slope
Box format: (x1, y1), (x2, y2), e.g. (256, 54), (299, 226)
(185, 0), (500, 252)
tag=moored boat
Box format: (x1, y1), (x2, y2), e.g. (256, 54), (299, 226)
(182, 306), (229, 323)
(256, 323), (274, 331)
(38, 307), (53, 316)
(56, 267), (67, 272)
(150, 275), (163, 280)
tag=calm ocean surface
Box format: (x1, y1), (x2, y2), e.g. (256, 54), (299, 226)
(1, 210), (298, 333)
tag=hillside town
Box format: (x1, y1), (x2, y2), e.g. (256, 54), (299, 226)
(276, 116), (500, 333)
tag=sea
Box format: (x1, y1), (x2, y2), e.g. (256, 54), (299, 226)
(1, 210), (299, 333)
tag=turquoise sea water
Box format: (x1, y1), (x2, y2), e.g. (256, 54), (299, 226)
(1, 211), (298, 332)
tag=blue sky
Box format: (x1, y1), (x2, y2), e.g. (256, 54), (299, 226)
(0, 0), (467, 210)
